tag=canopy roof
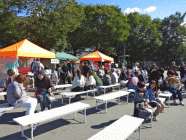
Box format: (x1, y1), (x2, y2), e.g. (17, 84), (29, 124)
(0, 39), (55, 58)
(80, 51), (114, 62)
(56, 52), (79, 61)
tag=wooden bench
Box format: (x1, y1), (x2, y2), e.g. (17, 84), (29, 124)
(60, 89), (97, 104)
(13, 102), (90, 140)
(88, 115), (144, 140)
(93, 91), (130, 113)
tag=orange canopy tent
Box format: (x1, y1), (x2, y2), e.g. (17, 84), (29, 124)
(0, 39), (55, 58)
(80, 50), (114, 62)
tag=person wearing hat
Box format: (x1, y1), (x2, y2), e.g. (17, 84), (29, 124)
(180, 62), (185, 79)
(35, 70), (54, 111)
(132, 62), (139, 74)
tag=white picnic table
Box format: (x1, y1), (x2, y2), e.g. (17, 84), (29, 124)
(93, 90), (130, 113)
(158, 91), (172, 107)
(88, 115), (144, 140)
(0, 92), (7, 96)
(13, 102), (90, 140)
(53, 84), (72, 89)
(97, 83), (120, 94)
(60, 89), (97, 104)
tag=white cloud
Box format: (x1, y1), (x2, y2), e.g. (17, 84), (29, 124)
(125, 7), (140, 14)
(144, 6), (156, 12)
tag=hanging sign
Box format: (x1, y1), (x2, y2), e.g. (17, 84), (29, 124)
(51, 59), (59, 64)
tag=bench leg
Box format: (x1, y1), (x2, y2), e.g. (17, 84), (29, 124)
(69, 98), (71, 104)
(150, 112), (153, 128)
(96, 100), (98, 110)
(139, 125), (141, 140)
(127, 94), (129, 104)
(74, 112), (76, 120)
(105, 101), (107, 113)
(21, 126), (24, 137)
(21, 126), (30, 139)
(104, 89), (106, 94)
(0, 112), (5, 117)
(31, 124), (34, 140)
(84, 108), (86, 123)
(61, 95), (64, 104)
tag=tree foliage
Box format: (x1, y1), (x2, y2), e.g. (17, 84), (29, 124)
(1, 0), (186, 67)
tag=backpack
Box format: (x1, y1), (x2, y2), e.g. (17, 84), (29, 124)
(33, 62), (41, 73)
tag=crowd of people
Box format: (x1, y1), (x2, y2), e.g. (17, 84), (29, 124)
(1, 59), (185, 120)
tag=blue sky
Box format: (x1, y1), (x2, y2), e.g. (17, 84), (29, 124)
(76, 0), (186, 22)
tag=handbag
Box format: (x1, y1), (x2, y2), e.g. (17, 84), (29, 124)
(138, 109), (151, 119)
(84, 85), (88, 91)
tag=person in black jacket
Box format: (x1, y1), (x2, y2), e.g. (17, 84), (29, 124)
(66, 59), (72, 84)
(60, 62), (68, 84)
(149, 68), (164, 90)
(180, 62), (185, 79)
(82, 61), (90, 77)
(119, 68), (128, 81)
(35, 71), (54, 111)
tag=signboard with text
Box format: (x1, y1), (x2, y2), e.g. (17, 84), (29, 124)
(51, 59), (59, 64)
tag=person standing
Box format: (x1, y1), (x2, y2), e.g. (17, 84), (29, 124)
(72, 59), (77, 81)
(132, 62), (139, 74)
(60, 62), (68, 84)
(79, 61), (84, 73)
(32, 58), (44, 84)
(66, 59), (72, 84)
(180, 62), (185, 79)
(53, 68), (59, 85)
(82, 61), (90, 77)
(30, 58), (36, 73)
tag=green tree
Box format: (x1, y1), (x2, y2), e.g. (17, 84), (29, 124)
(126, 12), (162, 65)
(158, 12), (186, 67)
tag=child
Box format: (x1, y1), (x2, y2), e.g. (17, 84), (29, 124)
(134, 81), (149, 117)
(147, 80), (165, 121)
(173, 72), (183, 90)
(53, 68), (59, 85)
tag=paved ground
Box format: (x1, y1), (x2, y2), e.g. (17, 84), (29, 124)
(0, 71), (186, 140)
